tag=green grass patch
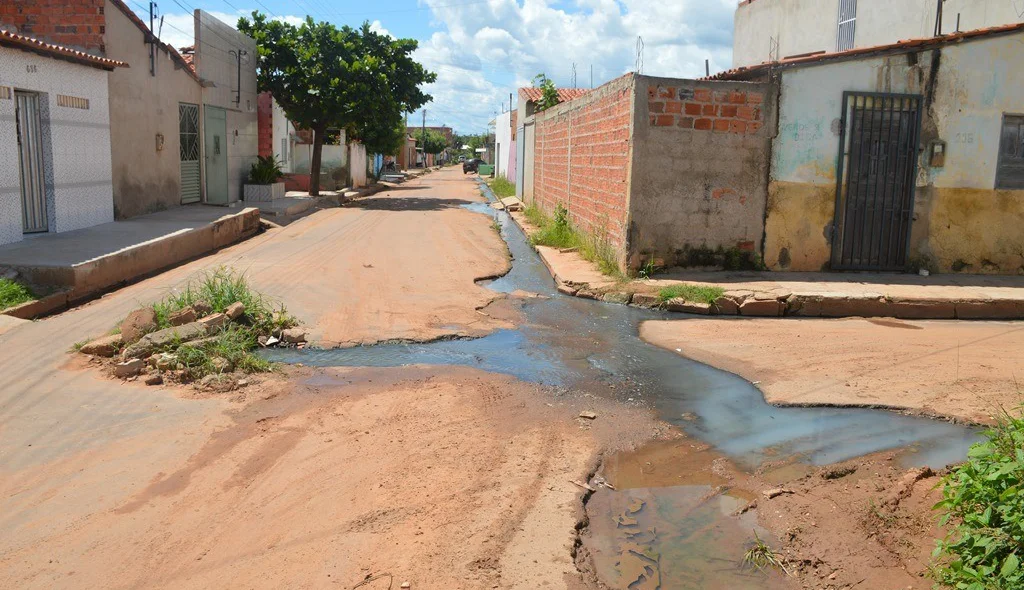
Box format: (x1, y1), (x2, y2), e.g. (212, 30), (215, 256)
(149, 268), (294, 380)
(153, 267), (293, 334)
(0, 278), (35, 310)
(524, 204), (624, 279)
(931, 408), (1024, 589)
(487, 176), (516, 198)
(657, 283), (725, 304)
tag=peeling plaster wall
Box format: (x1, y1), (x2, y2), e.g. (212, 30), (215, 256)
(768, 32), (1024, 273)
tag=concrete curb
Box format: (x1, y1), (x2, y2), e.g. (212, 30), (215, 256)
(3, 208), (261, 320)
(504, 210), (1024, 321)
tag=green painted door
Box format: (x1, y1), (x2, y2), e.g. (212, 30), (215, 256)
(204, 106), (229, 205)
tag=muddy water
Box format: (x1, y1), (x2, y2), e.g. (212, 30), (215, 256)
(262, 188), (980, 588)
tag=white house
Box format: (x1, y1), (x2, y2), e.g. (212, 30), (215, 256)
(0, 30), (124, 247)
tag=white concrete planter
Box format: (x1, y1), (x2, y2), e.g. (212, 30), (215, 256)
(243, 182), (285, 202)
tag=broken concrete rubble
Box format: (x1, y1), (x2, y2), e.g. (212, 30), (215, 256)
(168, 307), (197, 326)
(281, 328), (306, 344)
(198, 313), (228, 332)
(113, 358), (145, 378)
(225, 301), (245, 320)
(121, 308), (157, 344)
(79, 334), (123, 357)
(123, 322), (207, 359)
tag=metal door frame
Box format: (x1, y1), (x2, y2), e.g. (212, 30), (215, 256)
(15, 91), (48, 233)
(179, 102), (201, 204)
(831, 91), (923, 271)
(203, 105), (229, 205)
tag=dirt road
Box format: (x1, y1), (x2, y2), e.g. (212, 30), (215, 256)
(641, 317), (1024, 424)
(1, 168), (657, 589)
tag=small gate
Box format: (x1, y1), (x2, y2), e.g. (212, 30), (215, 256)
(831, 92), (922, 271)
(179, 103), (201, 204)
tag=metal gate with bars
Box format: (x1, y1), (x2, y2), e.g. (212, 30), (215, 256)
(179, 103), (201, 204)
(831, 92), (922, 271)
(15, 91), (48, 233)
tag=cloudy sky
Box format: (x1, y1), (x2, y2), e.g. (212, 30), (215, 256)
(139, 0), (739, 134)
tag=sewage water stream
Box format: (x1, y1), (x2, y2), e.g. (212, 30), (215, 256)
(262, 188), (981, 588)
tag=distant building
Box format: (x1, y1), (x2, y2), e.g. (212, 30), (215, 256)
(407, 125), (454, 144)
(733, 0), (1023, 68)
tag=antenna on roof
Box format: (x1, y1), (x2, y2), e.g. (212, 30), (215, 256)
(705, 59), (710, 77)
(571, 63), (577, 87)
(635, 36), (644, 74)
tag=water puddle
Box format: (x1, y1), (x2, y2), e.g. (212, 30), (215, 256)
(261, 184), (981, 588)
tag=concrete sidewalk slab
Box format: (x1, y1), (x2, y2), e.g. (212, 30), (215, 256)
(254, 197), (315, 218)
(0, 205), (260, 317)
(507, 211), (1024, 320)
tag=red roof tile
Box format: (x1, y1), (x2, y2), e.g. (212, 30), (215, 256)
(518, 87), (590, 104)
(0, 29), (127, 70)
(708, 22), (1024, 81)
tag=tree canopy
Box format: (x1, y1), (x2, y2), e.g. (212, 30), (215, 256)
(533, 73), (560, 112)
(413, 129), (447, 155)
(238, 13), (436, 194)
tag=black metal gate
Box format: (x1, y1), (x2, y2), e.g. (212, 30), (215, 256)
(831, 92), (922, 271)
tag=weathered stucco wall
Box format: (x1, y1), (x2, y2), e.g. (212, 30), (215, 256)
(768, 32), (1024, 273)
(531, 74), (635, 265)
(0, 47), (114, 246)
(734, 0), (1022, 68)
(105, 0), (202, 218)
(630, 76), (776, 269)
(195, 10), (257, 204)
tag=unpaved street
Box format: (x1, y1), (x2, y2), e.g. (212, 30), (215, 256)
(0, 168), (657, 589)
(641, 317), (1024, 424)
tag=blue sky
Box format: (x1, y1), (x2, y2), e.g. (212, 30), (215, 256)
(139, 0), (738, 134)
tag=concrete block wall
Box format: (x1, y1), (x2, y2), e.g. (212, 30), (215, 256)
(0, 0), (106, 54)
(629, 76), (776, 269)
(532, 73), (635, 261)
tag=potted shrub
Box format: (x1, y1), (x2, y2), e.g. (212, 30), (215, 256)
(243, 155), (286, 202)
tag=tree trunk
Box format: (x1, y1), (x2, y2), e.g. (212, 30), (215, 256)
(310, 125), (326, 197)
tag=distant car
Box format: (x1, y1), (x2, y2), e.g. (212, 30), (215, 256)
(463, 158), (481, 174)
(458, 155), (466, 162)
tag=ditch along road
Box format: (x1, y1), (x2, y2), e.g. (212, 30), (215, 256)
(0, 166), (998, 590)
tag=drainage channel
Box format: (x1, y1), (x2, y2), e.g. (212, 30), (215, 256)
(262, 185), (981, 588)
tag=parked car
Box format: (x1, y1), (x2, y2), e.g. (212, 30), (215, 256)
(463, 158), (482, 174)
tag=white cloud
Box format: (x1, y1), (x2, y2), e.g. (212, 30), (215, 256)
(413, 0), (737, 133)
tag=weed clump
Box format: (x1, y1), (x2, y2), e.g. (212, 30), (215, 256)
(0, 278), (35, 310)
(931, 409), (1024, 589)
(657, 284), (725, 305)
(743, 530), (789, 575)
(488, 176), (516, 198)
(524, 204), (623, 278)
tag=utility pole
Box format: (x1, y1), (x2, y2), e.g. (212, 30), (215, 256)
(149, 1), (156, 76)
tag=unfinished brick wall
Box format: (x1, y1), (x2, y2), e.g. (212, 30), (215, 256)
(630, 76), (777, 269)
(0, 0), (106, 53)
(532, 74), (634, 259)
(648, 84), (765, 135)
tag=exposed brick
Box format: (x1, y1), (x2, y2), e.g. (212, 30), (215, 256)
(657, 86), (676, 99)
(694, 118), (713, 131)
(677, 116), (694, 129)
(719, 104), (738, 118)
(647, 86), (657, 98)
(649, 101), (664, 113)
(654, 114), (674, 126)
(684, 102), (702, 116)
(748, 92), (764, 105)
(694, 88), (712, 102)
(702, 104), (717, 116)
(664, 100), (682, 114)
(737, 106), (761, 121)
(713, 119), (730, 132)
(728, 91), (747, 104)
(747, 121), (763, 134)
(729, 120), (747, 133)
(713, 90), (730, 103)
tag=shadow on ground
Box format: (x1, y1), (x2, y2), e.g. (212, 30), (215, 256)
(347, 196), (477, 211)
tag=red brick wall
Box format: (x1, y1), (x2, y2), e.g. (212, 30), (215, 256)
(1, 0), (106, 54)
(533, 74), (634, 260)
(647, 85), (764, 134)
(257, 91), (273, 158)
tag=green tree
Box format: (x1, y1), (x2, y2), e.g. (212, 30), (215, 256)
(238, 14), (435, 195)
(413, 129), (447, 155)
(533, 73), (560, 112)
